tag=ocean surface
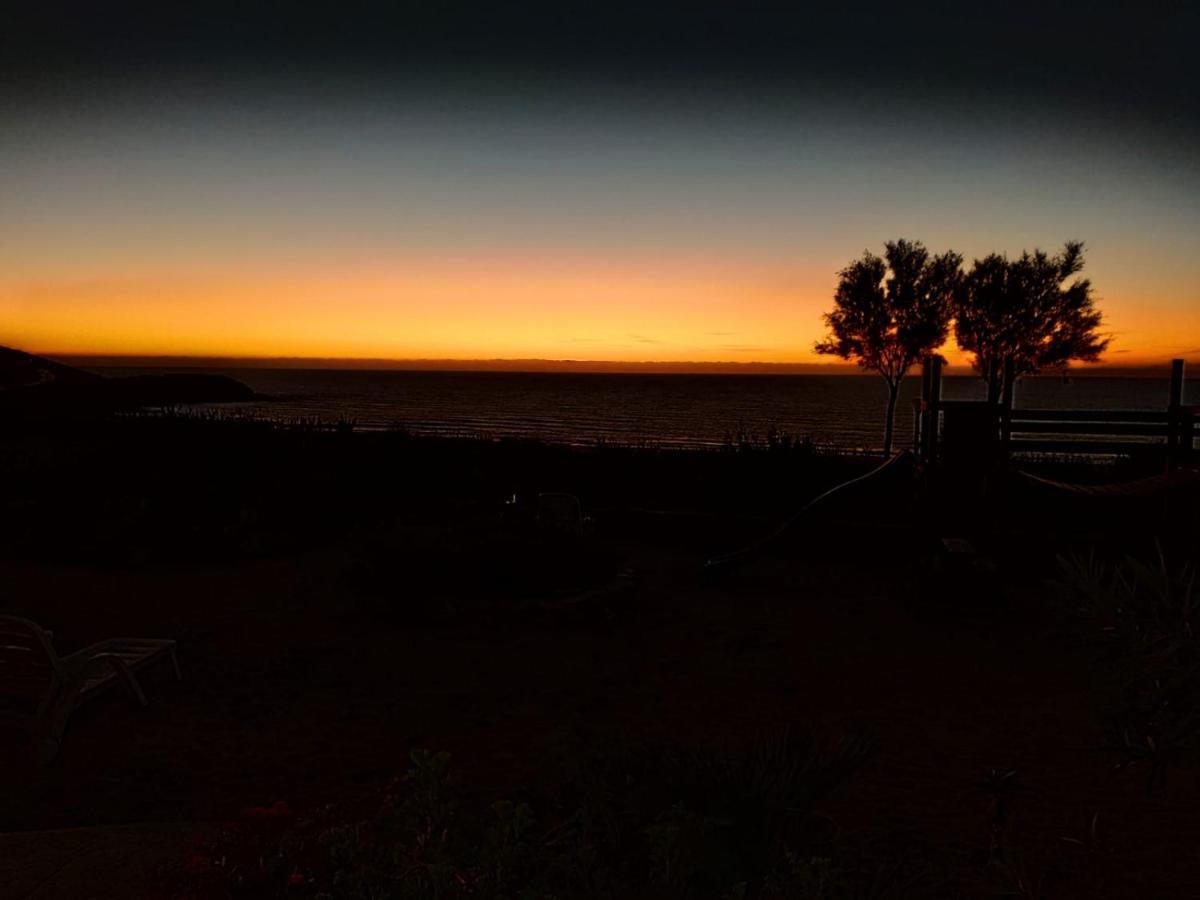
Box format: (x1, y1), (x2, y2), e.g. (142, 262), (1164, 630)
(93, 368), (1198, 451)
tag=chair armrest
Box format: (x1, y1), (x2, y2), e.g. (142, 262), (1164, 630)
(84, 653), (149, 707)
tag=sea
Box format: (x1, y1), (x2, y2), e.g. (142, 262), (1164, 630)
(92, 368), (1198, 452)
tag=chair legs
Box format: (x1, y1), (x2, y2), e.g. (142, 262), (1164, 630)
(91, 653), (149, 707)
(28, 647), (181, 762)
(32, 682), (83, 764)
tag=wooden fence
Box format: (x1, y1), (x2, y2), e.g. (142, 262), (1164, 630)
(914, 358), (1197, 467)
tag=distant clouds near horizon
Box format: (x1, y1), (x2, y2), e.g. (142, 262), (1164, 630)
(2, 3), (1197, 367)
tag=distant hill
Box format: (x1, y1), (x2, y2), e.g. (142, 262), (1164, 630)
(0, 347), (256, 418)
(0, 346), (104, 389)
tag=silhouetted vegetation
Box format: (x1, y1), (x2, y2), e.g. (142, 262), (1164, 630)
(175, 732), (877, 899)
(815, 239), (961, 455)
(955, 242), (1108, 402)
(0, 415), (875, 568)
(5, 406), (1199, 894)
(1058, 546), (1199, 790)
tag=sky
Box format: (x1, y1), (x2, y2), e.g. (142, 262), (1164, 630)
(2, 2), (1198, 369)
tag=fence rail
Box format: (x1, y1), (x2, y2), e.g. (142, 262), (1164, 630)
(915, 358), (1196, 467)
(1002, 408), (1175, 423)
(1007, 439), (1182, 456)
(1010, 421), (1172, 437)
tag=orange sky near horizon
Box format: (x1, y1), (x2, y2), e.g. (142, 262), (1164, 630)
(3, 81), (1198, 371)
(5, 252), (1198, 370)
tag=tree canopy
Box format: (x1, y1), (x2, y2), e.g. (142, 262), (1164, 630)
(815, 238), (962, 453)
(954, 241), (1108, 400)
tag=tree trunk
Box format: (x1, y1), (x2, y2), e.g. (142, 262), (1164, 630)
(883, 381), (900, 456)
(982, 355), (1004, 404)
(986, 370), (1003, 405)
(1002, 366), (1018, 410)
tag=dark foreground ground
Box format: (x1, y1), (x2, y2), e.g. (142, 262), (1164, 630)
(1, 419), (1198, 897)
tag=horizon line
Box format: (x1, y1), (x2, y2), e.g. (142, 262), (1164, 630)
(40, 351), (1197, 377)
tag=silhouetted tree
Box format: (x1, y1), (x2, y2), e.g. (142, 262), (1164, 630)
(954, 241), (1108, 403)
(816, 239), (962, 455)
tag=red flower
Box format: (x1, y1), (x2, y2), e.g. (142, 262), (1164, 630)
(289, 870), (306, 885)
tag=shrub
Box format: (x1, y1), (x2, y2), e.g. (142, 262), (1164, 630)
(173, 732), (874, 899)
(1057, 545), (1199, 788)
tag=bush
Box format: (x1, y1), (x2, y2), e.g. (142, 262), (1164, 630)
(1057, 545), (1199, 788)
(173, 731), (874, 899)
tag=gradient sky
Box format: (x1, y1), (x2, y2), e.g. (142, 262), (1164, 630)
(3, 3), (1197, 368)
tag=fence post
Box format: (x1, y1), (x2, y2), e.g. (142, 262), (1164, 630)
(1000, 356), (1017, 452)
(1168, 359), (1185, 469)
(919, 358), (932, 460)
(920, 356), (943, 464)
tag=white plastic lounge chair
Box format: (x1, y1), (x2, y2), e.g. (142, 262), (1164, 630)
(0, 615), (180, 761)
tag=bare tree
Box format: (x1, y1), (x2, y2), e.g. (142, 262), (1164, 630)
(954, 241), (1108, 403)
(816, 239), (962, 455)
